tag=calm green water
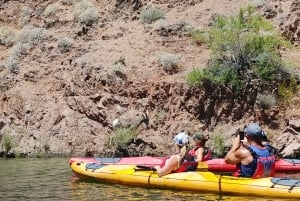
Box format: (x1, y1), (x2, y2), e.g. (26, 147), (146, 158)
(0, 158), (298, 201)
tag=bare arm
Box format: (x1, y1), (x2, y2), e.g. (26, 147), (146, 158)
(196, 147), (204, 162)
(224, 136), (243, 165)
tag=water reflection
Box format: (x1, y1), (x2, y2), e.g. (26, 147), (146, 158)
(0, 158), (299, 201)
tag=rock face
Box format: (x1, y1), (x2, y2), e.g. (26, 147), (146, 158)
(0, 0), (299, 158)
(280, 0), (300, 45)
(258, 0), (300, 45)
(277, 119), (300, 158)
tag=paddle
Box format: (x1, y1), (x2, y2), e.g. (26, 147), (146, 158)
(197, 161), (209, 171)
(134, 162), (209, 172)
(135, 165), (157, 171)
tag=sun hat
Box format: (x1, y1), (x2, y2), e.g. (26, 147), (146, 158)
(244, 123), (263, 137)
(193, 132), (208, 141)
(174, 132), (190, 146)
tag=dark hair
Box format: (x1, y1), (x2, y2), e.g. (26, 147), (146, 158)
(247, 134), (264, 146)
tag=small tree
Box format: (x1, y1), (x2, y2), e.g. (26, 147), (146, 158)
(109, 127), (138, 156)
(187, 6), (291, 93)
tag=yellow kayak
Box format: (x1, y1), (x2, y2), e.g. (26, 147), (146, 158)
(70, 162), (300, 199)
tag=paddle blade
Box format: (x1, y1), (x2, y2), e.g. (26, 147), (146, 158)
(197, 162), (209, 171)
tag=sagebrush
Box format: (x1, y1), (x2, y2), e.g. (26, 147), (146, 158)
(187, 6), (292, 94)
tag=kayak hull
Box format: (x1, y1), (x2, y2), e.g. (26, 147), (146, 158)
(69, 156), (300, 173)
(70, 162), (300, 198)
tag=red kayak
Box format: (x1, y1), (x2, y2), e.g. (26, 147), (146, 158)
(69, 156), (164, 166)
(69, 156), (300, 173)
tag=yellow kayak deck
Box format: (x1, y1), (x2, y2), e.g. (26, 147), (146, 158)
(70, 162), (300, 199)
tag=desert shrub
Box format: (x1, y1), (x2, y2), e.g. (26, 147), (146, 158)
(73, 0), (99, 26)
(278, 77), (298, 103)
(114, 56), (126, 66)
(43, 3), (59, 17)
(9, 42), (31, 58)
(112, 56), (126, 75)
(110, 127), (137, 150)
(189, 29), (206, 45)
(57, 36), (74, 53)
(6, 56), (19, 74)
(251, 0), (265, 8)
(140, 7), (165, 24)
(18, 6), (32, 27)
(257, 93), (277, 109)
(16, 25), (47, 45)
(153, 108), (167, 126)
(211, 132), (225, 157)
(112, 62), (126, 75)
(186, 6), (290, 92)
(157, 52), (181, 74)
(6, 25), (46, 74)
(0, 26), (16, 46)
(61, 0), (73, 5)
(6, 43), (31, 73)
(1, 133), (13, 158)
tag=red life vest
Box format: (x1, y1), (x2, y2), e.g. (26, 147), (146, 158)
(174, 160), (198, 173)
(233, 146), (276, 178)
(188, 146), (212, 161)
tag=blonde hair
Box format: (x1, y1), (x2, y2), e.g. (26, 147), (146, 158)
(177, 145), (187, 159)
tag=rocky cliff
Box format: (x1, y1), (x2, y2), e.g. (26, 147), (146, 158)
(0, 0), (299, 158)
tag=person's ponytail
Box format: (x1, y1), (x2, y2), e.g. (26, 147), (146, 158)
(179, 145), (187, 159)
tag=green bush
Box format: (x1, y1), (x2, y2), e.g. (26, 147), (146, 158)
(140, 7), (165, 24)
(189, 29), (206, 45)
(211, 132), (225, 157)
(186, 68), (203, 86)
(278, 77), (298, 103)
(187, 6), (289, 92)
(110, 127), (137, 150)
